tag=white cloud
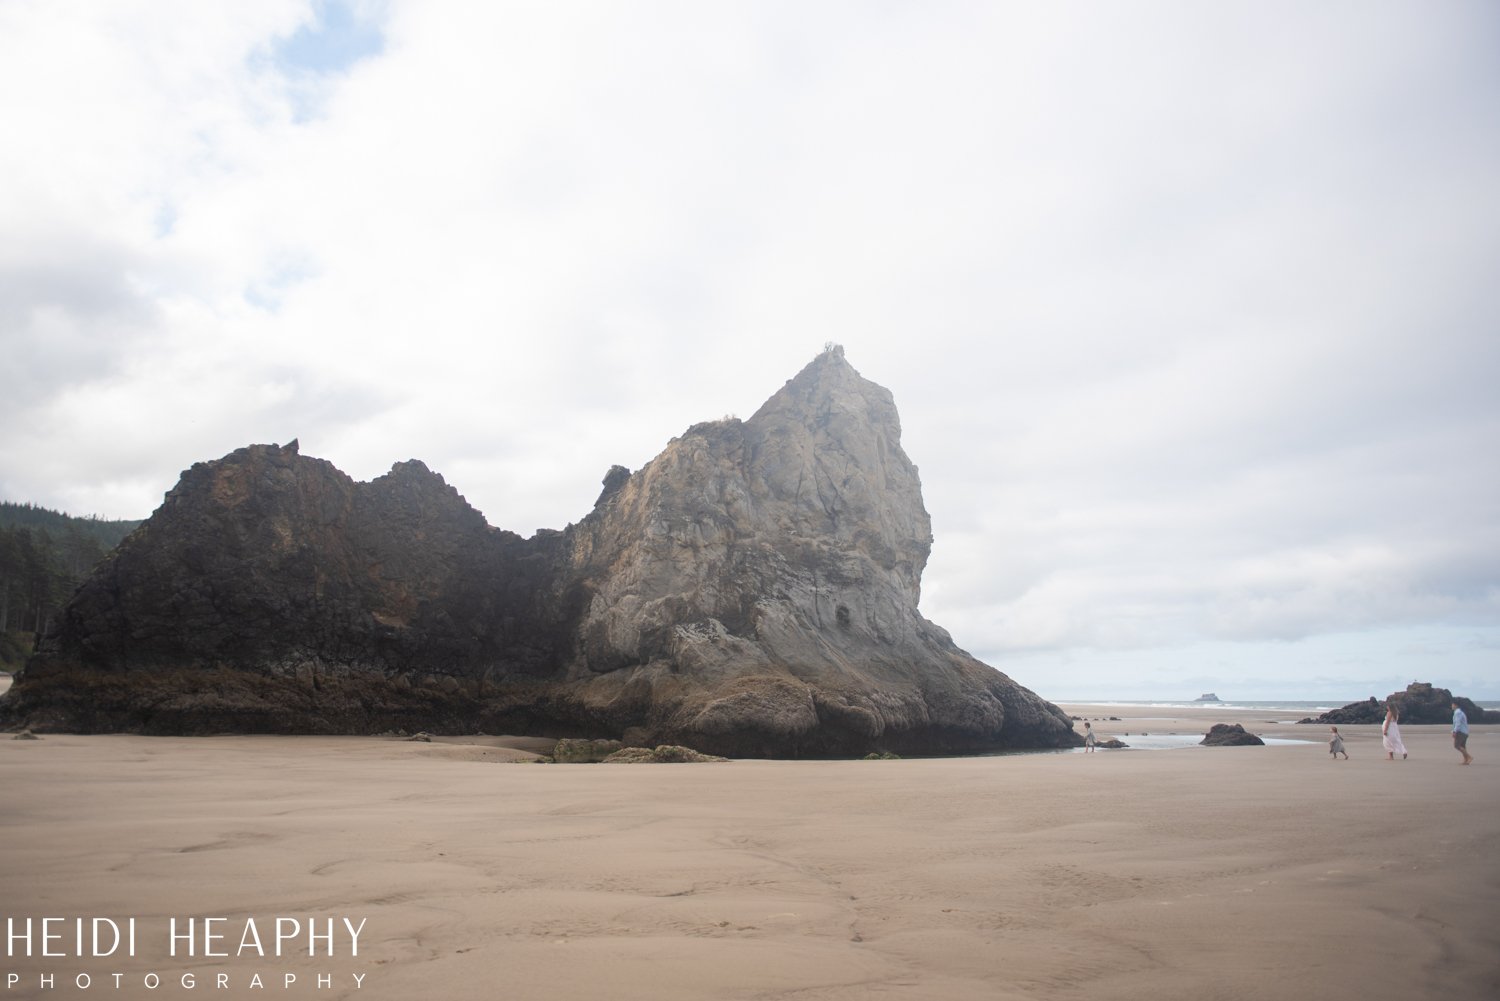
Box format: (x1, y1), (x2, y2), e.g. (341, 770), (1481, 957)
(2, 1), (1497, 698)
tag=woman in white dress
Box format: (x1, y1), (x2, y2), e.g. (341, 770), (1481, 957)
(1382, 704), (1408, 760)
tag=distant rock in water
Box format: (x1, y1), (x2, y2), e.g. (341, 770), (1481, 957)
(1200, 723), (1264, 746)
(0, 347), (1079, 758)
(1299, 683), (1498, 726)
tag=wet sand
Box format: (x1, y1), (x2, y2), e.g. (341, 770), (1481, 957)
(1, 701), (1495, 1000)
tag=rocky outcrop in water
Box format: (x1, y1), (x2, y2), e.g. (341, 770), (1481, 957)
(1298, 683), (1498, 726)
(1305, 697), (1387, 725)
(1200, 723), (1264, 746)
(0, 348), (1079, 757)
(1386, 682), (1497, 724)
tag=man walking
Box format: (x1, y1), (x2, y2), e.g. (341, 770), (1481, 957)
(1452, 701), (1474, 766)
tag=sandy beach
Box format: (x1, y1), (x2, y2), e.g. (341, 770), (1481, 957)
(2, 701), (1496, 1000)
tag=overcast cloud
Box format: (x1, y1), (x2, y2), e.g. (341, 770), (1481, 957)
(2, 1), (1497, 699)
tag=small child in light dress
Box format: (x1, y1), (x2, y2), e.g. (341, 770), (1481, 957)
(1328, 726), (1349, 760)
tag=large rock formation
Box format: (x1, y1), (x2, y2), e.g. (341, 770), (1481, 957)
(1300, 683), (1498, 726)
(0, 348), (1079, 757)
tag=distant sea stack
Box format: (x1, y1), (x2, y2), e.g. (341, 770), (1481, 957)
(0, 347), (1079, 757)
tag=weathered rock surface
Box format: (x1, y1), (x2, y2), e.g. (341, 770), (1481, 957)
(0, 347), (1079, 757)
(552, 738), (624, 763)
(1200, 723), (1265, 746)
(601, 745), (728, 764)
(1299, 683), (1498, 726)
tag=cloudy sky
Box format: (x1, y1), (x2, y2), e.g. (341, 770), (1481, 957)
(3, 1), (1497, 700)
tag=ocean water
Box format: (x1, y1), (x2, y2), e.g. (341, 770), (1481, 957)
(1075, 698), (1341, 714)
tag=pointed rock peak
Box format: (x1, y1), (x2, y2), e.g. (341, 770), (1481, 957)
(788, 342), (857, 388)
(594, 464), (632, 507)
(815, 341), (848, 365)
(366, 459), (487, 527)
(386, 458), (435, 479)
(749, 344), (898, 435)
(371, 459), (455, 498)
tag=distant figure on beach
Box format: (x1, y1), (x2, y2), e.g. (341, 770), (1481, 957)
(1083, 721), (1096, 753)
(1382, 705), (1408, 760)
(1451, 701), (1474, 765)
(1328, 726), (1349, 760)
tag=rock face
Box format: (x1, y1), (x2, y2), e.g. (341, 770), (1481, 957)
(1200, 723), (1264, 746)
(0, 348), (1079, 757)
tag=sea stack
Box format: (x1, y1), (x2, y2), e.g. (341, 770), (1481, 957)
(1, 347), (1079, 757)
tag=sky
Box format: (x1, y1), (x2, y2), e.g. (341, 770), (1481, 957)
(2, 1), (1497, 701)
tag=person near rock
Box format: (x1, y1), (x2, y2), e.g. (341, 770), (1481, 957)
(1083, 721), (1096, 753)
(1328, 726), (1348, 760)
(1382, 705), (1408, 761)
(1452, 701), (1473, 765)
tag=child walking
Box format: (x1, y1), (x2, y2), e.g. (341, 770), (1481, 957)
(1328, 726), (1349, 760)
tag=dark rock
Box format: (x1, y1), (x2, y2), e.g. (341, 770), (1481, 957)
(1300, 683), (1498, 726)
(1304, 696), (1385, 725)
(1096, 738), (1128, 749)
(0, 350), (1080, 758)
(595, 465), (632, 505)
(1200, 723), (1265, 746)
(1387, 682), (1498, 725)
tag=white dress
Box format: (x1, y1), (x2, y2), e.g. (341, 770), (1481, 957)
(1382, 718), (1408, 757)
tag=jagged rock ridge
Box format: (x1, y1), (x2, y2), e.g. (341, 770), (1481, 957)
(1, 348), (1079, 757)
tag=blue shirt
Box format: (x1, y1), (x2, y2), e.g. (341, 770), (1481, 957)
(1453, 707), (1469, 734)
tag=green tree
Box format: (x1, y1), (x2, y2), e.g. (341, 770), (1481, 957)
(0, 503), (141, 668)
(0, 527), (19, 634)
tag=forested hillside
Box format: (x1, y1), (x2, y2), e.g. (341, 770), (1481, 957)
(0, 502), (142, 670)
